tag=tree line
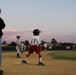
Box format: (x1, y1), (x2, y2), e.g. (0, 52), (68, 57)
(2, 38), (75, 47)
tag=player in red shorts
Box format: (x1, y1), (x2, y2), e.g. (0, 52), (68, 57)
(22, 29), (45, 66)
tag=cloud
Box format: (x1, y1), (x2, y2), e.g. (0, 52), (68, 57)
(4, 28), (18, 32)
(2, 29), (33, 43)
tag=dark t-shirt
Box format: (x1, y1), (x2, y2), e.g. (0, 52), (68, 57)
(0, 17), (5, 37)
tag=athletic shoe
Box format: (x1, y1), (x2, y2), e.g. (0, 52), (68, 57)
(21, 60), (27, 64)
(17, 53), (21, 58)
(0, 70), (4, 75)
(38, 62), (45, 66)
(17, 56), (21, 58)
(21, 51), (23, 53)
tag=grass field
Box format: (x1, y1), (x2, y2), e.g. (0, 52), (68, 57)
(48, 50), (76, 60)
(1, 50), (76, 75)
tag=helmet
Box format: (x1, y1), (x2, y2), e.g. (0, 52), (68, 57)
(16, 35), (21, 39)
(33, 29), (41, 35)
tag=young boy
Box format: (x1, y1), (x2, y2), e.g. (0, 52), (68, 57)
(16, 35), (21, 58)
(44, 43), (48, 52)
(0, 7), (6, 75)
(22, 29), (45, 66)
(20, 41), (25, 53)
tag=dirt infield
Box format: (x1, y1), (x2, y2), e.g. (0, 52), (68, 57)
(1, 51), (76, 75)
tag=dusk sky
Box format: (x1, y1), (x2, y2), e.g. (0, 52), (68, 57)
(0, 0), (76, 43)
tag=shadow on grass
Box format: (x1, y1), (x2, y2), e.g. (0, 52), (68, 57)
(48, 51), (76, 60)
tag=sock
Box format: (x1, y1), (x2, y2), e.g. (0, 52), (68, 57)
(23, 53), (30, 60)
(39, 57), (42, 62)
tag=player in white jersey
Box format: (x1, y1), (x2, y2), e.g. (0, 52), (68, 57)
(22, 29), (45, 66)
(16, 35), (21, 58)
(20, 41), (25, 53)
(44, 43), (48, 52)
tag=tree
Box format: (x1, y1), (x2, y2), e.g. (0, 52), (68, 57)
(41, 40), (46, 44)
(9, 41), (16, 46)
(24, 40), (29, 50)
(51, 38), (58, 46)
(2, 41), (7, 44)
(24, 40), (29, 46)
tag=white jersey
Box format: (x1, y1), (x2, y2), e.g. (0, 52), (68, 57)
(16, 39), (21, 46)
(16, 39), (21, 53)
(44, 43), (48, 47)
(21, 42), (24, 47)
(29, 36), (41, 46)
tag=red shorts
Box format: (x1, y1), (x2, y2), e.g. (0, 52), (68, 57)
(29, 45), (41, 54)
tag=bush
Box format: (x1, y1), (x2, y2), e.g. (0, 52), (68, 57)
(2, 46), (16, 51)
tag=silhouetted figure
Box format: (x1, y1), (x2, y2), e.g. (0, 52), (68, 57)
(0, 8), (6, 75)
